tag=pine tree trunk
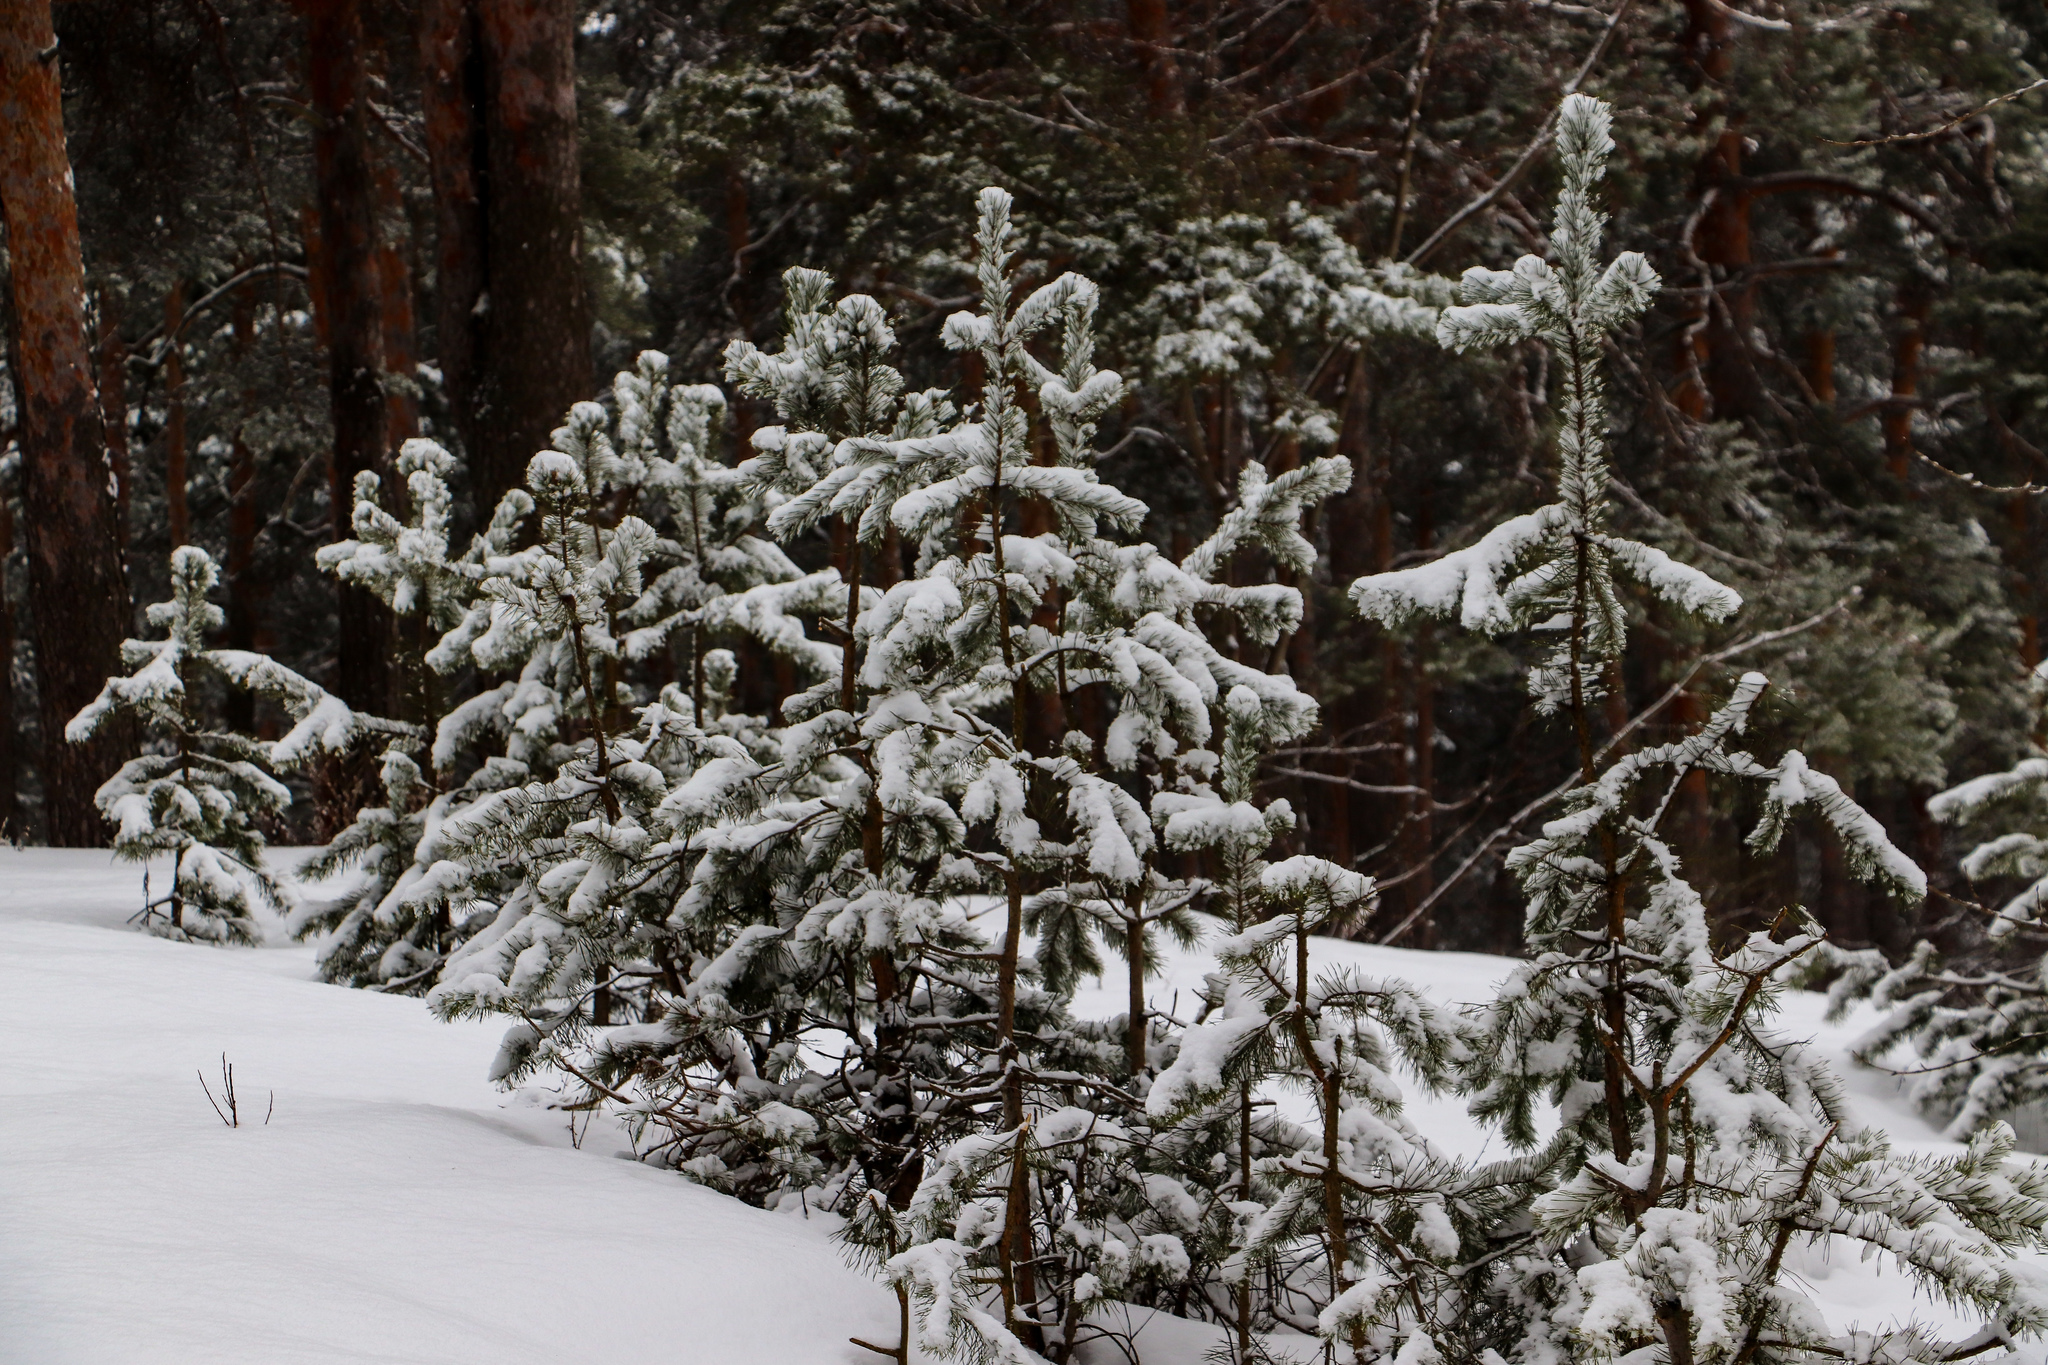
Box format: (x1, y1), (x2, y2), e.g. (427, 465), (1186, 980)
(995, 864), (1043, 1351)
(473, 0), (591, 512)
(1676, 0), (1746, 421)
(1804, 328), (1836, 405)
(419, 0), (486, 476)
(1235, 1076), (1254, 1361)
(1125, 0), (1183, 117)
(304, 0), (395, 716)
(0, 1), (133, 845)
(1408, 500), (1437, 945)
(419, 0), (590, 516)
(1409, 620), (1437, 945)
(225, 282), (265, 738)
(225, 435), (260, 734)
(724, 163), (751, 331)
(1885, 288), (1930, 483)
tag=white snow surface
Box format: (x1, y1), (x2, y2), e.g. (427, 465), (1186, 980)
(0, 848), (897, 1365)
(0, 848), (2035, 1362)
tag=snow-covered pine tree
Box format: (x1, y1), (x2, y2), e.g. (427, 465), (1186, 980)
(1821, 659), (2048, 1139)
(853, 189), (1442, 1365)
(421, 432), (685, 1052)
(294, 356), (798, 998)
(1350, 93), (2048, 1365)
(467, 190), (1395, 1363)
(286, 436), (528, 987)
(66, 547), (298, 943)
(424, 354), (805, 1073)
(1146, 685), (1499, 1364)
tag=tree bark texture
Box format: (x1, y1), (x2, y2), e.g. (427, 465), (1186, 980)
(304, 0), (395, 713)
(421, 0), (591, 517)
(0, 1), (134, 845)
(420, 0), (487, 482)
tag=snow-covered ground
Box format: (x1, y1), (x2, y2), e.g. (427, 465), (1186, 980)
(0, 848), (901, 1365)
(0, 847), (2027, 1362)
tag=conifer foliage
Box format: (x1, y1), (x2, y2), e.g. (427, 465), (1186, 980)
(1349, 95), (2048, 1365)
(1826, 660), (2048, 1142)
(60, 93), (2048, 1365)
(1148, 686), (1490, 1363)
(65, 546), (380, 942)
(285, 436), (529, 988)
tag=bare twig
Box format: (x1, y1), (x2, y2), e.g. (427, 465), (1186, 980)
(1703, 0), (1874, 32)
(1826, 77), (2048, 147)
(197, 1053), (269, 1128)
(1913, 447), (2048, 496)
(1386, 0), (1449, 259)
(128, 261), (310, 367)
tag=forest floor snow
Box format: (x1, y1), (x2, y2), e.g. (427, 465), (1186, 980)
(0, 846), (2033, 1362)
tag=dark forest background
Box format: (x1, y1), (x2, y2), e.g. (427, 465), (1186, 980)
(6, 0), (2048, 960)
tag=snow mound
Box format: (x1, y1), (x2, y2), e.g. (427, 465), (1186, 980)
(0, 848), (897, 1365)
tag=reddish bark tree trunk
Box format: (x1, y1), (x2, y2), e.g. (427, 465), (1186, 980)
(1126, 0), (1183, 116)
(421, 0), (590, 514)
(420, 0), (487, 480)
(475, 0), (590, 506)
(304, 0), (395, 714)
(1885, 288), (1930, 482)
(1676, 0), (1756, 421)
(0, 1), (134, 845)
(1804, 328), (1836, 406)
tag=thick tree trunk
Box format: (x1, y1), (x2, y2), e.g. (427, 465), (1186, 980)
(481, 0), (593, 507)
(476, 0), (590, 505)
(1676, 0), (1754, 421)
(0, 1), (133, 845)
(1125, 0), (1183, 116)
(420, 0), (487, 476)
(420, 0), (590, 517)
(304, 0), (395, 714)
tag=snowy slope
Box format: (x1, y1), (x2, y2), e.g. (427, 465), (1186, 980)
(0, 848), (901, 1365)
(0, 847), (2034, 1362)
